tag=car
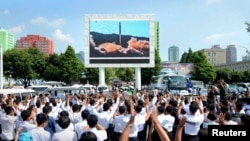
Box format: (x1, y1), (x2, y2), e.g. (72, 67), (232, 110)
(199, 88), (208, 95)
(179, 90), (190, 96)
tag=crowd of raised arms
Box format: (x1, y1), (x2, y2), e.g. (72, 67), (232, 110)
(0, 86), (250, 141)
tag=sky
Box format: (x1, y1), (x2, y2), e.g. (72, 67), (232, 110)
(1, 0), (250, 62)
(90, 20), (149, 37)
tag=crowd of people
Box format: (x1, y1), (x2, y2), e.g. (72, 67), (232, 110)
(0, 83), (250, 141)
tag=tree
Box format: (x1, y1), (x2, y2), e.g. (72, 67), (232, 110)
(116, 68), (134, 82)
(27, 48), (47, 78)
(105, 68), (116, 85)
(3, 48), (48, 87)
(191, 51), (216, 84)
(85, 68), (99, 85)
(231, 71), (244, 83)
(246, 22), (250, 33)
(44, 53), (62, 81)
(59, 46), (84, 85)
(180, 52), (187, 63)
(141, 45), (161, 85)
(215, 68), (231, 83)
(180, 48), (193, 63)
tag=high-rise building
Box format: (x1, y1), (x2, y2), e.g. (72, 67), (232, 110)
(168, 45), (179, 62)
(16, 35), (54, 56)
(0, 28), (15, 52)
(202, 45), (226, 66)
(226, 45), (237, 64)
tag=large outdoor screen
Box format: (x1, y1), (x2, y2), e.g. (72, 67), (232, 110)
(84, 14), (155, 68)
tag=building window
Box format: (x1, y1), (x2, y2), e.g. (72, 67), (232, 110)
(213, 52), (216, 56)
(208, 52), (210, 56)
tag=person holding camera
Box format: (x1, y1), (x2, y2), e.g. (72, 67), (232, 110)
(217, 78), (228, 102)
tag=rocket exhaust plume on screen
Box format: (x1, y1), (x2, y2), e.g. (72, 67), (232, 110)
(119, 22), (121, 45)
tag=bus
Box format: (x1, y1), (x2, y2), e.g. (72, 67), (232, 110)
(150, 74), (189, 92)
(27, 85), (52, 94)
(0, 89), (36, 103)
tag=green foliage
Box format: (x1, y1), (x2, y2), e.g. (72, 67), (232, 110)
(190, 51), (216, 84)
(141, 45), (161, 85)
(59, 46), (84, 85)
(85, 68), (99, 85)
(44, 54), (62, 81)
(115, 68), (135, 82)
(105, 68), (116, 85)
(3, 48), (47, 80)
(216, 68), (248, 83)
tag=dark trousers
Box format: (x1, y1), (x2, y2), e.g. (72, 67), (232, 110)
(137, 124), (148, 141)
(113, 132), (121, 141)
(105, 124), (114, 141)
(184, 134), (199, 141)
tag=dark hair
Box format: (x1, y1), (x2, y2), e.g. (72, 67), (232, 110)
(207, 104), (215, 112)
(135, 105), (142, 113)
(58, 116), (70, 129)
(79, 131), (97, 141)
(72, 104), (79, 112)
(166, 105), (173, 113)
(207, 112), (217, 121)
(36, 113), (49, 125)
(21, 110), (32, 121)
(157, 106), (165, 114)
(4, 106), (14, 115)
(87, 114), (98, 128)
(224, 112), (232, 121)
(103, 103), (110, 111)
(119, 106), (126, 114)
(220, 105), (229, 114)
(59, 111), (69, 117)
(81, 110), (90, 119)
(189, 101), (198, 114)
(240, 114), (250, 125)
(43, 106), (52, 114)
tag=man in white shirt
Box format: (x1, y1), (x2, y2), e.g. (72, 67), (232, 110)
(74, 109), (90, 139)
(178, 100), (204, 141)
(84, 114), (107, 141)
(96, 102), (115, 141)
(51, 115), (78, 141)
(17, 109), (37, 132)
(70, 104), (81, 125)
(0, 106), (18, 140)
(28, 113), (51, 141)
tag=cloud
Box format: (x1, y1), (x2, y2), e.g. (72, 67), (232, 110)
(8, 24), (25, 35)
(3, 9), (10, 15)
(30, 16), (64, 27)
(206, 0), (221, 5)
(53, 29), (74, 44)
(205, 32), (237, 42)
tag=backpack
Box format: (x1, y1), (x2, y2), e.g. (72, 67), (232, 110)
(18, 132), (33, 141)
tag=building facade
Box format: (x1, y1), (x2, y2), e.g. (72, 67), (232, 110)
(168, 45), (179, 62)
(215, 60), (250, 71)
(16, 35), (54, 56)
(226, 44), (237, 64)
(0, 28), (14, 52)
(202, 45), (226, 66)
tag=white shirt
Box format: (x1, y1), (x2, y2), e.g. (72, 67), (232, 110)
(135, 113), (146, 132)
(70, 112), (81, 125)
(18, 121), (37, 132)
(97, 111), (114, 129)
(86, 128), (107, 141)
(74, 120), (88, 139)
(113, 114), (139, 137)
(55, 123), (74, 132)
(29, 127), (51, 141)
(202, 121), (219, 129)
(224, 120), (238, 125)
(0, 115), (18, 140)
(184, 114), (204, 135)
(157, 114), (175, 132)
(52, 128), (77, 141)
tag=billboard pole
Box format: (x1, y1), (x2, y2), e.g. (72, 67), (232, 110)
(135, 67), (141, 90)
(99, 67), (105, 85)
(0, 44), (3, 89)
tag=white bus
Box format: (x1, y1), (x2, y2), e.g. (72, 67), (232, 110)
(0, 89), (36, 102)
